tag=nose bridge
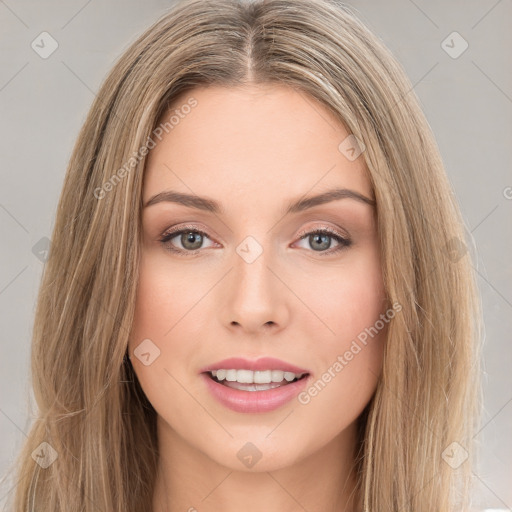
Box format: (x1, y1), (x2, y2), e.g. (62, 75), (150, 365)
(233, 233), (275, 303)
(221, 231), (289, 331)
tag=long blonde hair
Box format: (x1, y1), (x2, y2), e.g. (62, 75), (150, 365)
(6, 0), (483, 510)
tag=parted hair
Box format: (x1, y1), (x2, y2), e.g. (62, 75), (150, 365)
(7, 1), (482, 511)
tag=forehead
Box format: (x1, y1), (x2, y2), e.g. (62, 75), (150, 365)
(143, 84), (372, 203)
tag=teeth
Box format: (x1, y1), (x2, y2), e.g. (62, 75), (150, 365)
(211, 369), (304, 384)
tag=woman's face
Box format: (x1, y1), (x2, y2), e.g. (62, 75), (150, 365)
(129, 84), (388, 472)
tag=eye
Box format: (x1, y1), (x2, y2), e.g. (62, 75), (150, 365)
(158, 225), (217, 255)
(293, 227), (352, 256)
(158, 225), (352, 256)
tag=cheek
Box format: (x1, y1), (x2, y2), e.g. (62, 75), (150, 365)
(294, 249), (387, 410)
(128, 254), (206, 415)
(128, 253), (191, 392)
(130, 251), (208, 344)
(299, 248), (386, 348)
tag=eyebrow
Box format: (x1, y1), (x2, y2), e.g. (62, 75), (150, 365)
(143, 188), (376, 214)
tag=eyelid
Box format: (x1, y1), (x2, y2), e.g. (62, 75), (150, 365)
(294, 224), (348, 241)
(161, 223), (215, 238)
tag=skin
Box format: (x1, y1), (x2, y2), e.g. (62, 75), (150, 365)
(128, 84), (388, 512)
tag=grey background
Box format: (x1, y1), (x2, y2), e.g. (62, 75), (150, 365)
(0, 1), (511, 510)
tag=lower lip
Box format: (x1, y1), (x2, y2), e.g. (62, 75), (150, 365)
(200, 373), (310, 413)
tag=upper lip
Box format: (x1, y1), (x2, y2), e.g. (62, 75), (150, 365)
(199, 357), (310, 374)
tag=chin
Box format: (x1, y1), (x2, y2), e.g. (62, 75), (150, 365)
(193, 434), (294, 472)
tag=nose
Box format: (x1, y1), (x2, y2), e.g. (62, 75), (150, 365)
(219, 238), (290, 335)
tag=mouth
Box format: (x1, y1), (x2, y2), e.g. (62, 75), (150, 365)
(199, 357), (312, 413)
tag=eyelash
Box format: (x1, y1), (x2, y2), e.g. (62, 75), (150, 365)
(158, 224), (352, 257)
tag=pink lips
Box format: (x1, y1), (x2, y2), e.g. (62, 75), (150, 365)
(201, 373), (310, 413)
(199, 357), (310, 374)
(199, 357), (311, 413)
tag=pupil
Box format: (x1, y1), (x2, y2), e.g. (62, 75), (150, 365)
(182, 232), (202, 250)
(310, 233), (330, 251)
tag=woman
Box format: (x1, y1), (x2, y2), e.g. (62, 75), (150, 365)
(9, 0), (482, 510)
